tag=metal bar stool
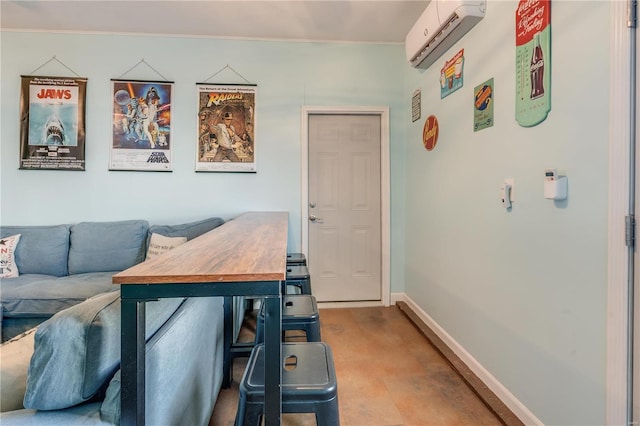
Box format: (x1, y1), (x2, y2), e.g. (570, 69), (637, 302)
(255, 294), (321, 344)
(286, 252), (307, 266)
(235, 342), (340, 426)
(284, 264), (311, 295)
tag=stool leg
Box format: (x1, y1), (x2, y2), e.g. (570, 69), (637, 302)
(244, 403), (263, 426)
(255, 317), (264, 344)
(315, 397), (341, 426)
(305, 323), (322, 342)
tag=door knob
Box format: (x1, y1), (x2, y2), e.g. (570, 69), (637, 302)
(309, 201), (316, 208)
(309, 214), (323, 222)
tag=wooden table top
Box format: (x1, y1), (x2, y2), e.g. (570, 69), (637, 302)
(112, 211), (289, 285)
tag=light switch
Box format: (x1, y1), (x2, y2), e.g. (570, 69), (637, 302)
(505, 178), (515, 201)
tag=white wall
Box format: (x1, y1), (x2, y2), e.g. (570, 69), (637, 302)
(0, 32), (407, 290)
(403, 1), (609, 424)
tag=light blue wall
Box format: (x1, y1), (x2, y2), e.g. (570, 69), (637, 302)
(403, 1), (609, 424)
(0, 31), (407, 290)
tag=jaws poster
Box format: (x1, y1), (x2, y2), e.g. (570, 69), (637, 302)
(19, 75), (87, 170)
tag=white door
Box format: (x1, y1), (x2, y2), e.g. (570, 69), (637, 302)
(307, 114), (382, 302)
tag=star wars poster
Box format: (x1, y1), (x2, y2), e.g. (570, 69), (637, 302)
(19, 75), (87, 170)
(196, 84), (256, 172)
(110, 80), (173, 171)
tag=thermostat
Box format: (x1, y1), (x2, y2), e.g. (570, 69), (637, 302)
(544, 169), (557, 181)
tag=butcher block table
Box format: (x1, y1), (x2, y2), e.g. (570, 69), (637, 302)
(113, 211), (288, 426)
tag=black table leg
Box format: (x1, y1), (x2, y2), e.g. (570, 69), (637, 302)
(121, 297), (146, 426)
(222, 296), (233, 388)
(262, 294), (282, 426)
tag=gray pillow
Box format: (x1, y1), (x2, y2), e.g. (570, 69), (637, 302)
(147, 217), (224, 247)
(68, 220), (148, 275)
(23, 291), (185, 410)
(0, 225), (70, 277)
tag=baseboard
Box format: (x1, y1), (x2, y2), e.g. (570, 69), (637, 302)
(317, 300), (385, 309)
(316, 292), (407, 309)
(397, 295), (542, 426)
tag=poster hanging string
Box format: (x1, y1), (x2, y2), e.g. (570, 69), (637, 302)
(201, 64), (252, 84)
(30, 55), (81, 77)
(117, 58), (169, 81)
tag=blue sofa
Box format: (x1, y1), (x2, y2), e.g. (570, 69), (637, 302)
(0, 217), (240, 425)
(0, 217), (224, 341)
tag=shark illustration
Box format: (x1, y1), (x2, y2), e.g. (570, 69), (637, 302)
(43, 115), (65, 145)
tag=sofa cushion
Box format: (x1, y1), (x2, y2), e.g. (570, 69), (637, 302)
(23, 291), (185, 410)
(0, 401), (106, 424)
(0, 234), (21, 278)
(147, 216), (224, 247)
(100, 297), (224, 425)
(1, 272), (118, 318)
(145, 233), (187, 260)
(0, 274), (59, 289)
(0, 225), (70, 277)
(0, 327), (36, 412)
(68, 220), (148, 275)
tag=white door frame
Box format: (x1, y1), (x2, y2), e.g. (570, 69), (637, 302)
(607, 1), (633, 424)
(301, 106), (391, 307)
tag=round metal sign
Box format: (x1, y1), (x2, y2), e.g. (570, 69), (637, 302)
(423, 115), (439, 151)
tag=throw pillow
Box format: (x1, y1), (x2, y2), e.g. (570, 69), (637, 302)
(0, 234), (21, 278)
(0, 327), (36, 412)
(146, 233), (187, 260)
(0, 225), (70, 277)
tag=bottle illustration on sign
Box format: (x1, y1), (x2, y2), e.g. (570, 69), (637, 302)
(530, 32), (545, 100)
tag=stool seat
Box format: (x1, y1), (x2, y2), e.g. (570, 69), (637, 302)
(235, 342), (340, 426)
(286, 252), (307, 266)
(285, 265), (311, 295)
(255, 295), (321, 343)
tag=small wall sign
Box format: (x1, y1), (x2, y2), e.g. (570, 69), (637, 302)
(412, 89), (421, 122)
(423, 115), (439, 151)
(474, 78), (494, 131)
(440, 49), (464, 99)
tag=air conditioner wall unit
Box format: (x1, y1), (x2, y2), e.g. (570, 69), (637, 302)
(406, 0), (486, 69)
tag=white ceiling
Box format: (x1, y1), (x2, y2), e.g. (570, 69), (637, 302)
(1, 1), (428, 44)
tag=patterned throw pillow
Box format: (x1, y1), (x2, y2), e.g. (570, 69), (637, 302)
(0, 327), (36, 412)
(145, 233), (187, 260)
(0, 234), (21, 278)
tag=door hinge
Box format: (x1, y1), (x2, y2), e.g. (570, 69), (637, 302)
(626, 214), (636, 247)
(628, 0), (637, 28)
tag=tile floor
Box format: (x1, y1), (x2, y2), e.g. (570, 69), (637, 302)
(210, 305), (504, 426)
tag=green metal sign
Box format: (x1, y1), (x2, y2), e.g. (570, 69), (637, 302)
(515, 0), (551, 127)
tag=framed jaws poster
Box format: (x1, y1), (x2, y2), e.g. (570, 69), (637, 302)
(196, 84), (256, 172)
(19, 75), (87, 170)
(516, 0), (551, 127)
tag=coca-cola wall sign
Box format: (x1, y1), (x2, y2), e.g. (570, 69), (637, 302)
(515, 0), (551, 127)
